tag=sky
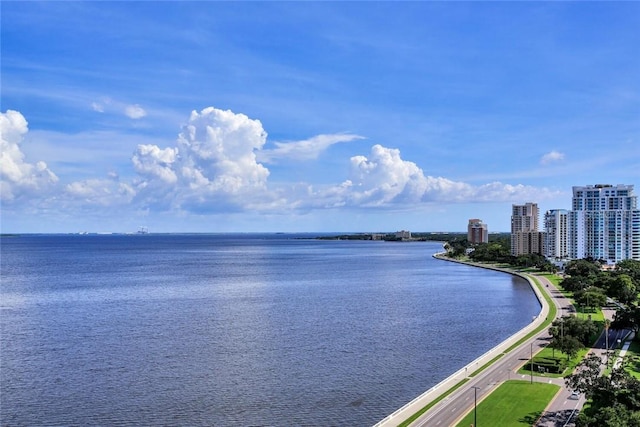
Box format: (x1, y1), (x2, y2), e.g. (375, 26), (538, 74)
(1, 1), (639, 234)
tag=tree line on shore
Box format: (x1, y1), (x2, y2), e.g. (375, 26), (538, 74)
(443, 234), (559, 272)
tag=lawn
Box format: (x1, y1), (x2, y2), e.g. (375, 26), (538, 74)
(455, 381), (560, 427)
(624, 340), (640, 379)
(518, 346), (590, 378)
(539, 273), (561, 286)
(575, 308), (605, 323)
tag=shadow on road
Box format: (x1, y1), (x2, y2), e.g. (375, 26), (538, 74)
(534, 408), (576, 426)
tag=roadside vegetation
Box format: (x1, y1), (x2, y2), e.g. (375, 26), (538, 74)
(454, 381), (560, 427)
(566, 353), (640, 425)
(442, 237), (640, 426)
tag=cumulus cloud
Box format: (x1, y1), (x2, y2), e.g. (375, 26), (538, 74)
(346, 144), (431, 205)
(540, 150), (565, 165)
(0, 110), (59, 202)
(127, 107), (274, 213)
(132, 144), (179, 183)
(259, 133), (364, 163)
(124, 104), (147, 119)
(2, 107), (562, 223)
(65, 179), (135, 206)
(304, 144), (561, 209)
(176, 107), (269, 192)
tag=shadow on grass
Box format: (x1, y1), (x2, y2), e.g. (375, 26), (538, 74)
(519, 411), (542, 425)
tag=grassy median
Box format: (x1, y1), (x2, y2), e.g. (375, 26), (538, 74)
(397, 272), (557, 426)
(455, 380), (560, 427)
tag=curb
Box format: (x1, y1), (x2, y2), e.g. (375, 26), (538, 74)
(374, 255), (549, 426)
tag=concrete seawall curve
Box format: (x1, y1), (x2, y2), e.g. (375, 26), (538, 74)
(374, 253), (550, 427)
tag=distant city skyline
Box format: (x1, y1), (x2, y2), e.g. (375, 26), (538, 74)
(1, 2), (638, 233)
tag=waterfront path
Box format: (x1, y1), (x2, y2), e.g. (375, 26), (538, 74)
(375, 258), (572, 427)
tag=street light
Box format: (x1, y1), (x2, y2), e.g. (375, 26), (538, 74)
(530, 342), (534, 384)
(472, 386), (480, 427)
(605, 320), (610, 366)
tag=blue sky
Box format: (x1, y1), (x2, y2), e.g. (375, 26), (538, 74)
(1, 2), (639, 233)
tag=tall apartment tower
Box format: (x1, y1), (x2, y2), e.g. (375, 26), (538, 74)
(544, 209), (569, 259)
(467, 219), (489, 244)
(569, 184), (640, 264)
(511, 202), (544, 256)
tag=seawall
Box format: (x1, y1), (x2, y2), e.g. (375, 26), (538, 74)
(374, 253), (549, 426)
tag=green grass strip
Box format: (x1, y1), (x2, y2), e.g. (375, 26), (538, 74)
(625, 340), (640, 379)
(396, 272), (558, 425)
(397, 379), (469, 427)
(455, 380), (560, 427)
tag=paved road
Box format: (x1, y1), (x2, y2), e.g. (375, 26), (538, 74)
(535, 306), (630, 427)
(410, 274), (575, 427)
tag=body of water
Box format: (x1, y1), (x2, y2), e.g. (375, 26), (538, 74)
(0, 234), (540, 426)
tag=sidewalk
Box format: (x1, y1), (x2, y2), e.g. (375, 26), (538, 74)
(613, 332), (636, 370)
(535, 326), (636, 427)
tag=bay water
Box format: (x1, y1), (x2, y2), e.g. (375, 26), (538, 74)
(0, 234), (540, 426)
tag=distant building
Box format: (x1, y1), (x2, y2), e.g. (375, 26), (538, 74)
(395, 230), (412, 240)
(467, 219), (488, 244)
(511, 202), (545, 256)
(544, 209), (569, 259)
(569, 184), (640, 264)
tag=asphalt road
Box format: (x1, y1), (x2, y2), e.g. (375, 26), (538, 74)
(410, 274), (576, 427)
(536, 306), (630, 427)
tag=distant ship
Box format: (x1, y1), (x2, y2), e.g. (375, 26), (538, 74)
(137, 226), (149, 234)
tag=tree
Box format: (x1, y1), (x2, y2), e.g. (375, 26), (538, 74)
(565, 259), (601, 279)
(574, 287), (607, 312)
(577, 403), (640, 427)
(613, 306), (640, 333)
(468, 241), (510, 263)
(608, 274), (638, 305)
(568, 354), (640, 426)
(616, 259), (640, 284)
(558, 335), (582, 360)
(549, 316), (599, 346)
(565, 352), (602, 395)
(560, 276), (590, 293)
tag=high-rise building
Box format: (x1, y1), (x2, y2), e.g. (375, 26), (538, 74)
(467, 219), (488, 244)
(511, 202), (544, 256)
(544, 209), (569, 259)
(569, 184), (640, 264)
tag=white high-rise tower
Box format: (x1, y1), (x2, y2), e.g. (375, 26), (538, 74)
(569, 184), (640, 264)
(544, 209), (569, 259)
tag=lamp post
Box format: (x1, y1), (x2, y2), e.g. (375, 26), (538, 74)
(605, 320), (610, 366)
(472, 386), (480, 427)
(530, 342), (534, 384)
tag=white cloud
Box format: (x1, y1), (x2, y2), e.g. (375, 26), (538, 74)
(65, 179), (135, 206)
(124, 104), (147, 119)
(346, 144), (430, 205)
(305, 144), (561, 209)
(2, 107), (562, 224)
(259, 133), (365, 163)
(132, 144), (179, 183)
(126, 107), (274, 213)
(540, 150), (565, 165)
(0, 110), (59, 202)
(91, 102), (105, 113)
(175, 107), (270, 193)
